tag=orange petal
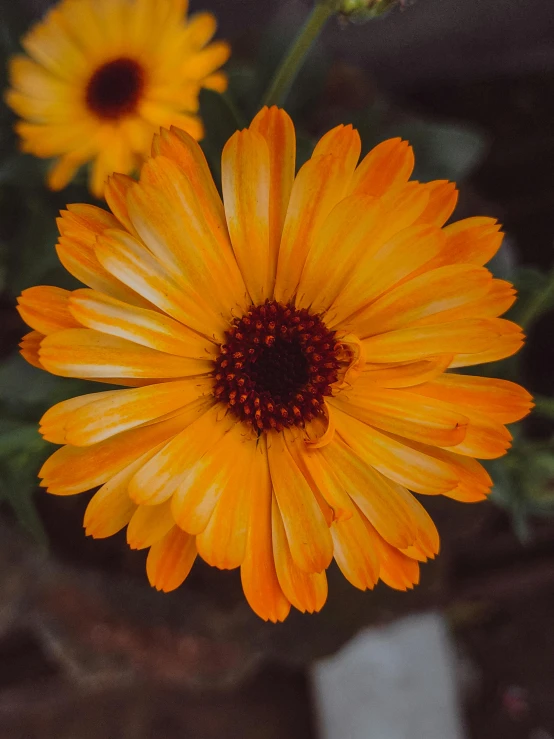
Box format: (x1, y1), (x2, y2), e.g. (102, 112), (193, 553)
(59, 379), (212, 446)
(267, 431), (333, 574)
(407, 373), (533, 424)
(240, 435), (291, 622)
(249, 106), (296, 290)
(271, 495), (328, 614)
(40, 411), (191, 496)
(39, 328), (212, 379)
(17, 286), (81, 335)
(349, 138), (414, 198)
(83, 449), (165, 538)
(69, 288), (216, 359)
(450, 319), (524, 367)
(95, 227), (227, 341)
(104, 173), (138, 236)
(221, 128), (271, 303)
(431, 217), (503, 268)
(196, 433), (262, 569)
(329, 388), (468, 448)
(356, 356), (453, 389)
(353, 264), (492, 336)
(328, 224), (444, 330)
(414, 180), (458, 227)
(361, 318), (500, 363)
(332, 408), (458, 497)
(146, 526), (197, 593)
(363, 518), (421, 590)
(274, 126), (361, 303)
(331, 504), (379, 591)
(321, 436), (423, 548)
(20, 330), (45, 369)
(129, 402), (229, 506)
(127, 500), (175, 550)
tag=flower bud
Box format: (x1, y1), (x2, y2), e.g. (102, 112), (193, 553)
(339, 0), (405, 22)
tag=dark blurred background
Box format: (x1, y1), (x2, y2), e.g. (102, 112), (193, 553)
(1, 1), (554, 737)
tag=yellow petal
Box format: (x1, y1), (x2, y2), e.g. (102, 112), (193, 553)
(349, 138), (413, 197)
(329, 224), (443, 330)
(104, 173), (138, 236)
(129, 402), (228, 506)
(267, 431), (333, 574)
(222, 128), (271, 304)
(146, 526), (197, 592)
(17, 286), (80, 335)
(39, 328), (212, 379)
(332, 408), (458, 496)
(274, 126), (361, 303)
(353, 264), (492, 336)
(40, 411), (191, 496)
(331, 504), (379, 591)
(127, 500), (175, 550)
(329, 388), (468, 448)
(61, 379), (212, 446)
(360, 318), (501, 363)
(95, 226), (228, 341)
(196, 433), (262, 569)
(450, 319), (524, 367)
(19, 331), (45, 370)
(240, 436), (291, 622)
(249, 106), (296, 290)
(69, 288), (216, 358)
(271, 495), (328, 614)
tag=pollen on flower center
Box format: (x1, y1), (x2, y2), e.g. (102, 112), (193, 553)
(214, 301), (340, 432)
(85, 57), (145, 120)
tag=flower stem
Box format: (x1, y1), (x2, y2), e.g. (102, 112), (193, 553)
(262, 0), (340, 108)
(519, 267), (554, 330)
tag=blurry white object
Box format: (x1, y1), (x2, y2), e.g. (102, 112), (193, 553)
(311, 612), (466, 739)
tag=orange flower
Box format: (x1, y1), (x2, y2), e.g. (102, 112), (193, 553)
(6, 0), (229, 197)
(17, 107), (532, 621)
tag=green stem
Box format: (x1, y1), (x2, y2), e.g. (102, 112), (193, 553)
(262, 1), (340, 108)
(519, 267), (554, 330)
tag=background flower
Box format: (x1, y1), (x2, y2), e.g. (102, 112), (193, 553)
(5, 0), (229, 196)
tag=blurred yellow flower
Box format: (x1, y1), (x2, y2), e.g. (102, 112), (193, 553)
(5, 0), (229, 197)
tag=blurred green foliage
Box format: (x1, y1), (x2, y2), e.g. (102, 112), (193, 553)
(0, 3), (552, 547)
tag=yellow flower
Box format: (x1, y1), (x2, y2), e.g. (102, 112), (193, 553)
(17, 107), (532, 621)
(6, 0), (229, 197)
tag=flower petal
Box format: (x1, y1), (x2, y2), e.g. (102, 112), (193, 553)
(196, 434), (262, 569)
(348, 138), (414, 197)
(127, 500), (175, 550)
(222, 128), (272, 304)
(129, 402), (229, 506)
(17, 286), (80, 335)
(331, 504), (379, 591)
(329, 387), (468, 447)
(69, 288), (216, 358)
(249, 106), (296, 290)
(240, 436), (291, 622)
(271, 494), (328, 614)
(414, 181), (458, 227)
(450, 319), (524, 367)
(332, 407), (458, 497)
(353, 264), (492, 336)
(274, 126), (361, 303)
(146, 526), (197, 593)
(267, 431), (333, 574)
(39, 328), (212, 379)
(357, 356), (453, 388)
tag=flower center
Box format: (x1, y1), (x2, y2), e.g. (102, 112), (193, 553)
(214, 301), (340, 432)
(85, 58), (145, 120)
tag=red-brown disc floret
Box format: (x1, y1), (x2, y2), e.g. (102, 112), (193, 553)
(214, 301), (340, 432)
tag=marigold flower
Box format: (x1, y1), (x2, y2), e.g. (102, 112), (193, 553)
(5, 0), (229, 197)
(17, 107), (532, 621)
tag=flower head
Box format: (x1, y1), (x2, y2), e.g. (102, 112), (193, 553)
(6, 0), (229, 197)
(17, 107), (532, 621)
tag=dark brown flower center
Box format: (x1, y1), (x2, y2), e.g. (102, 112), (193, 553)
(214, 301), (340, 432)
(85, 58), (145, 120)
